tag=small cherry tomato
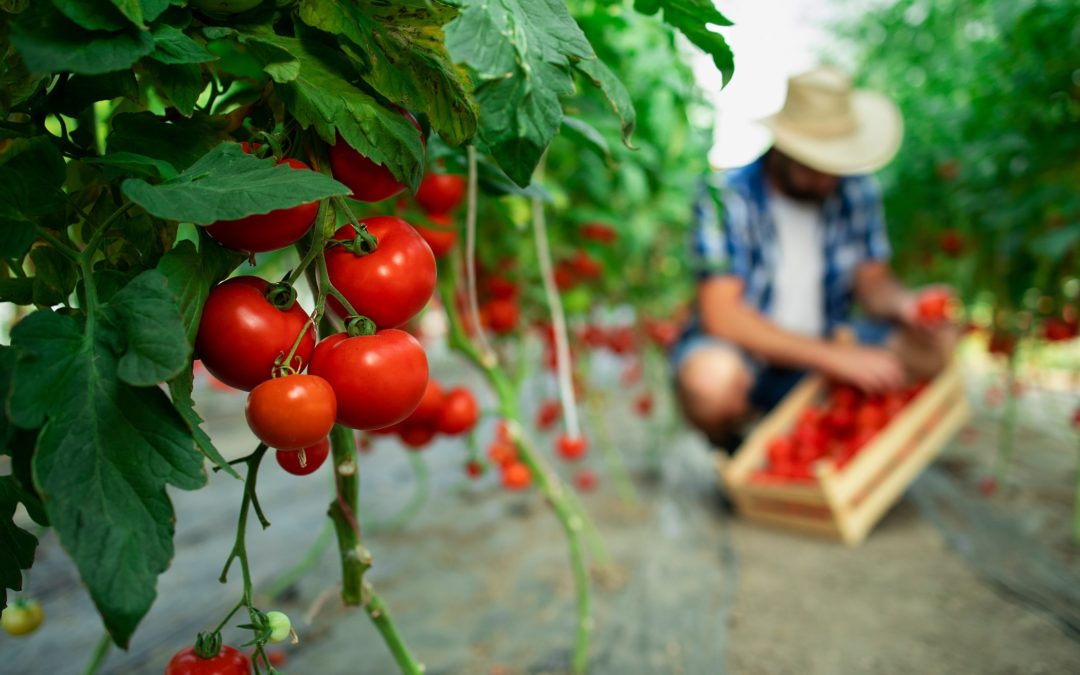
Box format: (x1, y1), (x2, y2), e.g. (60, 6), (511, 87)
(465, 460), (484, 479)
(501, 462), (532, 490)
(535, 399), (561, 431)
(265, 611), (291, 643)
(246, 374), (337, 450)
(415, 172), (466, 214)
(1, 600), (43, 637)
(165, 644), (251, 675)
(556, 435), (588, 462)
(275, 438), (331, 476)
(436, 388), (479, 435)
(398, 424), (436, 449)
(574, 469), (598, 492)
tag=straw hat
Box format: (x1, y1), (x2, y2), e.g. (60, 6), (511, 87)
(760, 66), (903, 176)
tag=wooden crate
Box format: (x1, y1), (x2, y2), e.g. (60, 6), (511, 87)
(718, 358), (971, 545)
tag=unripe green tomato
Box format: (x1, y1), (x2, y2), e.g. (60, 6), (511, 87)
(265, 610), (291, 643)
(190, 0), (264, 14)
(2, 600), (44, 637)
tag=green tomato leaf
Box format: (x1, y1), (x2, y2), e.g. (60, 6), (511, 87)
(47, 71), (139, 117)
(101, 270), (190, 387)
(10, 4), (156, 76)
(573, 58), (636, 148)
(9, 309), (205, 647)
(107, 111), (230, 171)
(0, 137), (67, 224)
(29, 246), (78, 307)
(297, 0), (477, 146)
(144, 61), (204, 116)
(0, 475), (38, 612)
(52, 0), (130, 31)
(561, 115), (612, 163)
(239, 32), (427, 191)
(635, 0), (735, 86)
(122, 143), (349, 224)
(156, 237), (241, 347)
(110, 0), (172, 27)
(168, 363), (239, 480)
(445, 0), (593, 186)
(85, 152), (180, 182)
(149, 24), (217, 65)
(0, 277), (33, 305)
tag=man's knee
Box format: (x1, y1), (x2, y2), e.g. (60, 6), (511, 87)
(676, 348), (752, 429)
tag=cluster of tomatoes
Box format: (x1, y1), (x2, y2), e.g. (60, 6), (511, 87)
(195, 127), (451, 475)
(475, 262), (522, 336)
(370, 379), (479, 449)
(484, 421), (534, 490)
(752, 381), (927, 483)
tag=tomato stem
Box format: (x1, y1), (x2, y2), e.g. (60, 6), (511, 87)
(363, 582), (425, 675)
(438, 264), (597, 674)
(463, 144), (498, 367)
(80, 630), (112, 675)
(586, 391), (639, 506)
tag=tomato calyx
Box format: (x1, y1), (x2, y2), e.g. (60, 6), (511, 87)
(345, 315), (378, 337)
(331, 223), (380, 256)
(264, 281), (298, 311)
(193, 630), (224, 660)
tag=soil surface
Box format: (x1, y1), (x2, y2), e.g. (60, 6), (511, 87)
(3, 352), (1079, 674)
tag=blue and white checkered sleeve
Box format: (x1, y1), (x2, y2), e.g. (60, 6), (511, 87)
(689, 177), (749, 281)
(855, 175), (891, 261)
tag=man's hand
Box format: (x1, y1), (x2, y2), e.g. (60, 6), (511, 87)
(818, 343), (906, 393)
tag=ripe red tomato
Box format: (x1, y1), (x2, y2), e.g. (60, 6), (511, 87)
(535, 399), (561, 431)
(987, 331), (1016, 357)
(403, 379), (445, 426)
(487, 440), (517, 467)
(465, 459), (484, 478)
(766, 436), (795, 466)
(579, 222), (617, 245)
(415, 213), (457, 258)
(643, 318), (679, 349)
(556, 434), (588, 462)
(276, 437), (331, 475)
(1043, 317), (1078, 342)
(606, 327), (635, 355)
(246, 374), (337, 450)
(939, 230), (964, 257)
(501, 461), (532, 490)
(554, 263), (577, 290)
(574, 469), (598, 492)
(485, 275), (519, 300)
(325, 217), (437, 328)
(308, 329), (429, 430)
(165, 645), (251, 675)
(570, 251), (602, 280)
(484, 299), (519, 335)
(855, 402), (888, 433)
(328, 113), (422, 202)
(195, 276), (316, 391)
(437, 387), (479, 435)
(634, 393), (654, 417)
(398, 424), (436, 449)
(206, 151), (319, 253)
(415, 172), (466, 214)
(915, 288), (953, 323)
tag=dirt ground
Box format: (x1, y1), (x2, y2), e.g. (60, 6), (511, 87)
(3, 353), (1079, 674)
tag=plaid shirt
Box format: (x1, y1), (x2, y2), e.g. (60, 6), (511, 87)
(689, 155), (891, 336)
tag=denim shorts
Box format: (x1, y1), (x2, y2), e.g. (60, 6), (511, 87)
(669, 319), (893, 412)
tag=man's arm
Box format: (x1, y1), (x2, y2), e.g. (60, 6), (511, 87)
(854, 260), (914, 323)
(700, 276), (906, 392)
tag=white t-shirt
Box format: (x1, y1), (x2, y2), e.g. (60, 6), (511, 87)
(767, 188), (825, 338)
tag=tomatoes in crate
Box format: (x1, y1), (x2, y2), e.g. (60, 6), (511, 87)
(753, 380), (928, 483)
